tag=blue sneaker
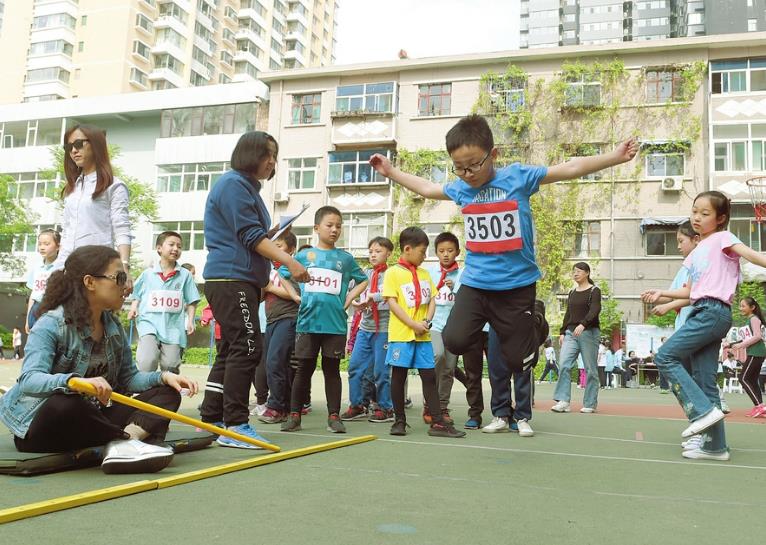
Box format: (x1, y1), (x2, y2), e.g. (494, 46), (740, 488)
(216, 423), (270, 450)
(464, 417), (482, 430)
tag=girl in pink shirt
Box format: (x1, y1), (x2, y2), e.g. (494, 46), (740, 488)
(642, 191), (766, 462)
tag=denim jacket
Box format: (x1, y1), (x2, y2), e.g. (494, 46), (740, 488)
(0, 306), (162, 438)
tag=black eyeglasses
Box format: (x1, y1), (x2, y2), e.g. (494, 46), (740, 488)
(450, 150), (492, 176)
(91, 271), (128, 287)
(64, 139), (89, 153)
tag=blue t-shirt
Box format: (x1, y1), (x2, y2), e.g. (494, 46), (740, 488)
(281, 247), (367, 335)
(132, 265), (201, 347)
(442, 163), (548, 290)
(669, 265), (692, 330)
(428, 265), (462, 332)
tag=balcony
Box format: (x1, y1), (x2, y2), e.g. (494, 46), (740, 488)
(282, 48), (306, 67)
(190, 59), (212, 81)
(148, 67), (185, 88)
(235, 28), (267, 51)
(154, 14), (189, 36)
(239, 8), (268, 30)
(196, 10), (216, 33)
(193, 34), (214, 56)
(151, 40), (186, 61)
(331, 116), (396, 147)
(285, 10), (309, 30)
(233, 50), (266, 73)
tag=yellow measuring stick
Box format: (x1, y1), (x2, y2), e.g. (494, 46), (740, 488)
(67, 377), (280, 452)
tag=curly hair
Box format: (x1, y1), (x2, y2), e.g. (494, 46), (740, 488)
(37, 245), (121, 330)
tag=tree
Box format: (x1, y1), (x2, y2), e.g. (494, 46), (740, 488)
(0, 174), (35, 275)
(597, 280), (623, 337)
(42, 145), (159, 222)
(733, 281), (766, 327)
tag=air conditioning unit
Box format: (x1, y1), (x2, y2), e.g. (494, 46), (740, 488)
(274, 192), (289, 203)
(661, 177), (683, 192)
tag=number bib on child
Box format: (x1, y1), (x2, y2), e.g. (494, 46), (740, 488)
(402, 282), (431, 308)
(462, 200), (522, 253)
(31, 270), (52, 300)
(434, 286), (455, 306)
(269, 269), (282, 287)
(305, 267), (342, 295)
(360, 289), (389, 310)
(147, 290), (183, 313)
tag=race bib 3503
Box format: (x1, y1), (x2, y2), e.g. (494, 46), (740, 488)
(462, 200), (522, 253)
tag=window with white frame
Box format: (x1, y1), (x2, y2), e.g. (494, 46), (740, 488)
(160, 103), (255, 137)
(291, 93), (321, 124)
(32, 13), (75, 30)
(133, 40), (151, 60)
(287, 158), (317, 190)
(645, 69), (683, 103)
(567, 221), (600, 258)
(156, 162), (228, 193)
(748, 19), (758, 32)
(130, 67), (148, 87)
(335, 82), (395, 113)
(337, 213), (389, 255)
(563, 144), (604, 180)
(564, 73), (601, 107)
(135, 13), (154, 33)
(645, 228), (681, 256)
(291, 227), (314, 249)
(29, 40), (74, 57)
(12, 224), (61, 253)
(710, 59), (766, 93)
(730, 204), (766, 251)
(152, 221), (205, 251)
(712, 124), (752, 172)
(487, 76), (526, 113)
(418, 83), (451, 116)
(643, 144), (685, 177)
(6, 172), (58, 201)
(328, 149), (389, 185)
(420, 223), (457, 254)
(159, 1), (187, 24)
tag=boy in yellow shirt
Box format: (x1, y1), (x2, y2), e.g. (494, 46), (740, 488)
(383, 226), (465, 438)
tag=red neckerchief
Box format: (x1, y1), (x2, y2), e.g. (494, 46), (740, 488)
(273, 261), (282, 269)
(397, 258), (422, 308)
(158, 269), (178, 282)
(369, 263), (388, 331)
(436, 261), (459, 290)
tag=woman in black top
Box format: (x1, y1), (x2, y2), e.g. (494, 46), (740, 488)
(551, 262), (602, 413)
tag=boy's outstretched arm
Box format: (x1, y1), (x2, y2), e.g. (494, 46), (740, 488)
(541, 138), (639, 185)
(369, 154), (450, 200)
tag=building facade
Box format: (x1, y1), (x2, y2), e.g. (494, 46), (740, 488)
(0, 0), (338, 105)
(520, 0), (765, 49)
(0, 81), (269, 282)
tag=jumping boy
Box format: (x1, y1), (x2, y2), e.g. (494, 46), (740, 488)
(383, 226), (465, 438)
(259, 230), (302, 424)
(342, 236), (395, 423)
(129, 231), (200, 373)
(280, 206), (369, 433)
(428, 232), (462, 425)
(370, 115), (637, 375)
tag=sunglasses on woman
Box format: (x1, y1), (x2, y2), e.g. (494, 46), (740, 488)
(64, 139), (89, 153)
(91, 271), (128, 287)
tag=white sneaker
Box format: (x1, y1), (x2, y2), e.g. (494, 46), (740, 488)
(101, 439), (174, 474)
(681, 407), (725, 438)
(720, 399), (730, 414)
(681, 434), (703, 450)
(550, 400), (570, 413)
(580, 407), (596, 413)
(249, 402), (268, 416)
(481, 416), (510, 433)
(516, 419), (534, 437)
(682, 448), (730, 461)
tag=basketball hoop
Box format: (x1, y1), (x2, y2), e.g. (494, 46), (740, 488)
(746, 177), (766, 223)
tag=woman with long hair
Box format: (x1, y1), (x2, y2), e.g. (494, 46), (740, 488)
(726, 296), (766, 417)
(55, 124), (132, 292)
(0, 246), (198, 474)
(551, 262), (602, 413)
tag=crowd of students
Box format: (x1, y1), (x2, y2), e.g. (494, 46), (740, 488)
(1, 111), (760, 474)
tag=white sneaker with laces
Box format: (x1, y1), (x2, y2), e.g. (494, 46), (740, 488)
(249, 403), (268, 416)
(481, 416), (510, 433)
(550, 400), (570, 413)
(580, 407), (596, 413)
(681, 434), (703, 450)
(682, 448), (730, 461)
(681, 407), (725, 438)
(101, 439), (174, 474)
(516, 419), (534, 437)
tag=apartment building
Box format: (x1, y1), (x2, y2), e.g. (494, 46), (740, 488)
(261, 33), (766, 321)
(0, 81), (268, 280)
(521, 0), (766, 49)
(0, 0), (338, 105)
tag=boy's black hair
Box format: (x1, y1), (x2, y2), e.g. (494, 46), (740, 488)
(434, 231), (460, 251)
(297, 244), (313, 252)
(314, 205), (342, 225)
(156, 231), (183, 247)
(231, 131), (278, 181)
(398, 226), (429, 250)
(275, 229), (298, 250)
(181, 263), (195, 272)
(368, 236), (394, 252)
(445, 114), (494, 154)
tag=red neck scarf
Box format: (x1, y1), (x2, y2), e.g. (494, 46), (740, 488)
(369, 263), (388, 331)
(436, 262), (459, 290)
(398, 258), (422, 308)
(158, 269), (178, 282)
(272, 261), (282, 269)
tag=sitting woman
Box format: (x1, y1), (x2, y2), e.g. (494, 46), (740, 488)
(0, 245), (198, 474)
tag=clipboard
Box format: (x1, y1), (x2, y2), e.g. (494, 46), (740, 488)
(270, 202), (311, 241)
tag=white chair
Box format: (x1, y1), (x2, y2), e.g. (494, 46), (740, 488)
(724, 377), (743, 394)
(611, 372), (621, 388)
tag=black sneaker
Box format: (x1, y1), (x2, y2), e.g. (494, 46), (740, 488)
(281, 412), (302, 432)
(390, 419), (409, 436)
(369, 408), (395, 423)
(428, 422), (466, 438)
(327, 413), (347, 433)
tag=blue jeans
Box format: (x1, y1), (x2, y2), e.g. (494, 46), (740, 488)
(348, 330), (392, 410)
(655, 298), (731, 453)
(554, 328), (600, 408)
(488, 328), (532, 421)
(264, 318), (296, 413)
